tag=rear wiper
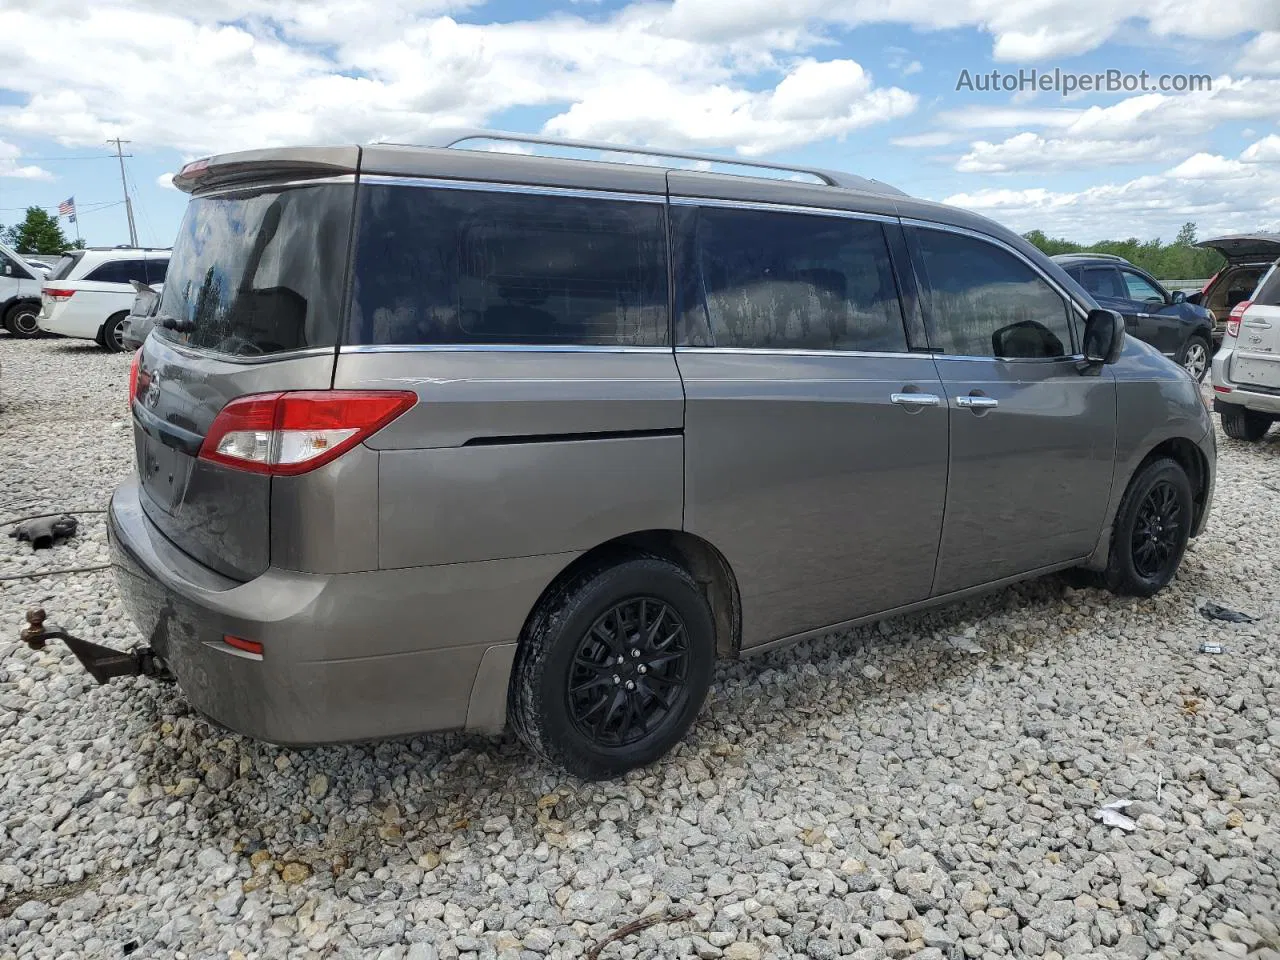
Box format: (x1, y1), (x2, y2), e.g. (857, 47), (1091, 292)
(158, 316), (196, 333)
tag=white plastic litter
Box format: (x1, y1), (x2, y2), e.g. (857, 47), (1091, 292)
(1094, 799), (1137, 832)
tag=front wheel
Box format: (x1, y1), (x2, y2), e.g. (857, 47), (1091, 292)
(101, 312), (128, 353)
(509, 554), (716, 779)
(3, 302), (41, 339)
(1178, 335), (1210, 383)
(1220, 405), (1273, 442)
(1102, 458), (1194, 597)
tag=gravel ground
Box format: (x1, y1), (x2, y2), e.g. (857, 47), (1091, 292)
(0, 335), (1277, 960)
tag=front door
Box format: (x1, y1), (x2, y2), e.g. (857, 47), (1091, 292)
(671, 197), (950, 648)
(1118, 267), (1181, 357)
(906, 225), (1118, 595)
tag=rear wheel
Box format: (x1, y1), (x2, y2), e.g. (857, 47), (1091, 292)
(101, 312), (128, 353)
(509, 554), (715, 779)
(1102, 458), (1194, 597)
(1177, 335), (1210, 383)
(3, 301), (40, 339)
(1220, 405), (1273, 442)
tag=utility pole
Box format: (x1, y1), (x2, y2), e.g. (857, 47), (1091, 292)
(107, 137), (138, 247)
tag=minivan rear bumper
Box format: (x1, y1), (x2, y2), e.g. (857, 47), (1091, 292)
(108, 477), (570, 745)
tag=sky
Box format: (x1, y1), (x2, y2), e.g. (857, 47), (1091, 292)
(0, 0), (1278, 249)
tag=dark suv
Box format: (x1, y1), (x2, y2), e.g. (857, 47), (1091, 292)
(1054, 253), (1216, 382)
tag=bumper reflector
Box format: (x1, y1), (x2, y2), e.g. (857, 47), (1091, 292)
(223, 635), (264, 656)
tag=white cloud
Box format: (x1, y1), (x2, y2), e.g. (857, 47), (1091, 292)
(956, 132), (1171, 173)
(0, 139), (53, 180)
(156, 172), (177, 190)
(1237, 31), (1280, 74)
(0, 3), (911, 158)
(1242, 134), (1280, 163)
(942, 151), (1280, 240)
(892, 131), (959, 148)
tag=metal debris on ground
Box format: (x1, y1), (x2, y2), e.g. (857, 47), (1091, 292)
(7, 514), (78, 551)
(947, 634), (984, 654)
(1199, 603), (1256, 623)
(585, 909), (694, 960)
(1199, 642), (1225, 655)
(1094, 799), (1138, 832)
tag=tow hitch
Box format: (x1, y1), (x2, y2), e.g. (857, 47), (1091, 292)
(20, 608), (171, 684)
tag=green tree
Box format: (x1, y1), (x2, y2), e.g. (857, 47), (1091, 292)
(1022, 222), (1225, 280)
(3, 206), (74, 255)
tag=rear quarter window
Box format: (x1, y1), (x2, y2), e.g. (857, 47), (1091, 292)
(84, 259), (149, 284)
(348, 185), (669, 347)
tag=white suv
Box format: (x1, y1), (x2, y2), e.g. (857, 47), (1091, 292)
(0, 241), (45, 338)
(38, 247), (169, 352)
(1212, 261), (1280, 441)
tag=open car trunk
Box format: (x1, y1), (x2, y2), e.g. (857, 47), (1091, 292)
(132, 179), (355, 581)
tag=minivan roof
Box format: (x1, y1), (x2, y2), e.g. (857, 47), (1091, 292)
(170, 129), (1053, 273)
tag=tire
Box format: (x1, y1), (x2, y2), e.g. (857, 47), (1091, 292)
(1220, 405), (1273, 442)
(1177, 334), (1211, 383)
(1102, 458), (1194, 598)
(101, 312), (128, 353)
(3, 301), (41, 339)
(509, 554), (716, 779)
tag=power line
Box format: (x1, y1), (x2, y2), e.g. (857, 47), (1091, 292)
(106, 138), (138, 248)
(20, 155), (116, 162)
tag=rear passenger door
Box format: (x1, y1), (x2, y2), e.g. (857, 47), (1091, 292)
(671, 195), (950, 649)
(906, 225), (1117, 594)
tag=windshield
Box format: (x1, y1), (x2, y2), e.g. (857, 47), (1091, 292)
(155, 183), (354, 356)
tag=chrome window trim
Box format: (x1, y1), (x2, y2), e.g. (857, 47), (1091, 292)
(676, 346), (920, 361)
(670, 195), (897, 224)
(339, 343), (673, 355)
(358, 175), (664, 205)
(931, 353), (1088, 364)
(192, 175), (357, 199)
(899, 216), (1090, 319)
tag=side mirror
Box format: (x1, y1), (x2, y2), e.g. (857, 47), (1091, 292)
(1171, 290), (1186, 304)
(1083, 308), (1125, 365)
(1, 264), (11, 277)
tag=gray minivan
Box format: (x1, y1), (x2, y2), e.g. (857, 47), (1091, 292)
(107, 132), (1216, 778)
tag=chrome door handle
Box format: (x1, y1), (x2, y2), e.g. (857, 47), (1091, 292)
(890, 392), (941, 408)
(956, 395), (999, 409)
(1136, 312), (1151, 318)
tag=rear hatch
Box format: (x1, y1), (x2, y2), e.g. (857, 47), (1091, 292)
(1230, 264), (1280, 392)
(1197, 234), (1280, 264)
(133, 167), (356, 580)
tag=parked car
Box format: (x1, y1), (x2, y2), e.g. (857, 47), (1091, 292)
(1053, 253), (1216, 382)
(0, 240), (45, 337)
(37, 247), (170, 351)
(121, 280), (163, 351)
(1189, 234), (1280, 347)
(24, 259), (53, 279)
(105, 134), (1215, 778)
(1211, 262), (1280, 440)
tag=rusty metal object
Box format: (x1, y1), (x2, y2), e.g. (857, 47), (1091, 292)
(16, 607), (169, 684)
(585, 909), (694, 960)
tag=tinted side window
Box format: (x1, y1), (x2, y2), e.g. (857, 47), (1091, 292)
(85, 259), (148, 284)
(147, 259), (169, 284)
(349, 185), (669, 346)
(1121, 270), (1164, 302)
(911, 228), (1074, 359)
(1254, 263), (1280, 307)
(681, 206), (907, 352)
(1079, 266), (1126, 299)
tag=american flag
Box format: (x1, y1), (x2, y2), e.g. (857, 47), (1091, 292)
(58, 197), (76, 222)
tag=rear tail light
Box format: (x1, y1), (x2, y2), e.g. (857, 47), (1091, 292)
(1226, 300), (1252, 339)
(128, 349), (143, 409)
(222, 635), (263, 656)
(44, 288), (75, 301)
(199, 390), (417, 476)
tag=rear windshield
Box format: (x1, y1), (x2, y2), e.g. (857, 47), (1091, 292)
(1253, 263), (1280, 307)
(347, 184), (669, 346)
(48, 252), (85, 281)
(155, 184), (354, 356)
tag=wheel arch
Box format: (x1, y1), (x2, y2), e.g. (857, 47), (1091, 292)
(522, 529), (742, 660)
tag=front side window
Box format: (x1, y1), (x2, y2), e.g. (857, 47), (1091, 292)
(678, 206), (908, 352)
(1, 251), (32, 279)
(1078, 266), (1127, 300)
(348, 185), (669, 347)
(911, 228), (1074, 359)
(1121, 270), (1165, 302)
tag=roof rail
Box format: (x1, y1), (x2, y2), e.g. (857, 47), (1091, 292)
(384, 128), (905, 197)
